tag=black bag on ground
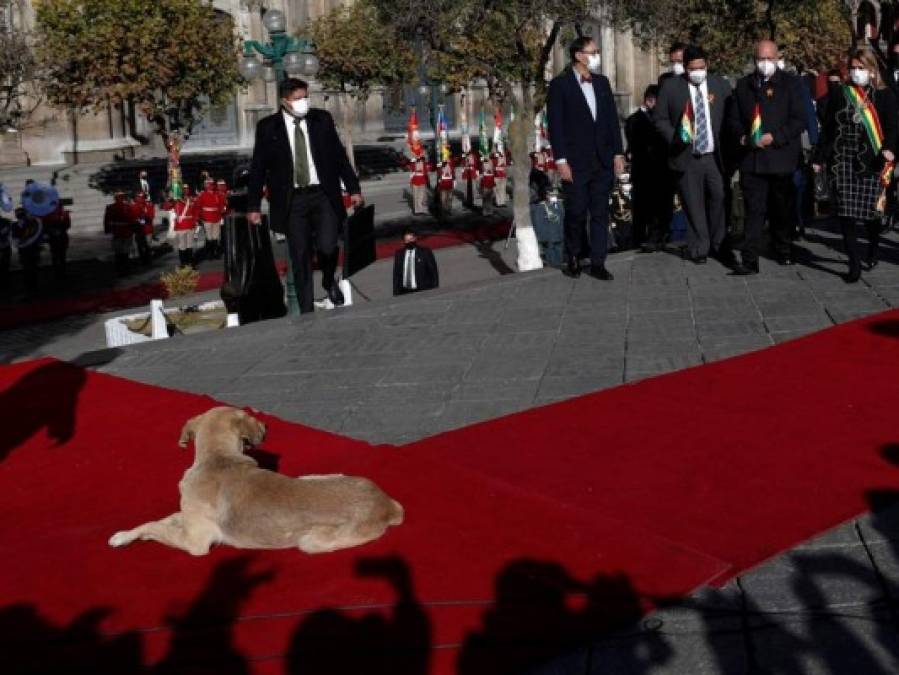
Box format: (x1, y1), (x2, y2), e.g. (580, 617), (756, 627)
(220, 213), (286, 325)
(343, 204), (377, 278)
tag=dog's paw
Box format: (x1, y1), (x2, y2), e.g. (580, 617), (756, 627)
(108, 531), (135, 548)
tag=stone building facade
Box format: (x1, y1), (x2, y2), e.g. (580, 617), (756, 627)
(3, 0), (662, 167)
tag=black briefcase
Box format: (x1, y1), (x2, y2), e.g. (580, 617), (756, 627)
(343, 205), (376, 278)
(220, 213), (287, 325)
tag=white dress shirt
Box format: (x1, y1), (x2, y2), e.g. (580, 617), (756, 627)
(688, 79), (715, 154)
(575, 70), (598, 121)
(403, 248), (417, 290)
(282, 110), (320, 187)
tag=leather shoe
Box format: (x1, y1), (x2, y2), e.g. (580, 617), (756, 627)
(730, 261), (759, 276)
(325, 282), (345, 306)
(640, 241), (662, 253)
(844, 259), (861, 284)
(564, 256), (581, 278)
(712, 249), (739, 268)
(588, 265), (614, 281)
(688, 255), (708, 265)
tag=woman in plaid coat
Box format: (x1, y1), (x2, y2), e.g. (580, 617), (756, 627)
(814, 48), (898, 282)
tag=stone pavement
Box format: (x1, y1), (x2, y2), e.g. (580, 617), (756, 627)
(10, 218), (899, 672)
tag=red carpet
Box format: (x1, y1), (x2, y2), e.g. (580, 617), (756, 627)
(0, 222), (511, 330)
(3, 309), (899, 673)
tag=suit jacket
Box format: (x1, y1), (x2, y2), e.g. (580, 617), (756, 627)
(653, 74), (732, 171)
(727, 70), (806, 175)
(546, 68), (624, 179)
(814, 85), (898, 176)
(247, 109), (360, 234)
(393, 245), (439, 296)
(625, 108), (668, 179)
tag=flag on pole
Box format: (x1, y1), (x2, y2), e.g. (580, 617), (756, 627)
(437, 106), (450, 162)
(492, 107), (504, 154)
(460, 95), (471, 154)
(478, 108), (490, 157)
(750, 103), (763, 146)
(407, 106), (424, 158)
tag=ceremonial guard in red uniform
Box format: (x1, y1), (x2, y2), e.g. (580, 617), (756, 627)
(479, 155), (497, 216)
(170, 185), (199, 267)
(461, 150), (480, 207)
(41, 202), (71, 280)
(104, 192), (138, 275)
(131, 192), (155, 265)
(196, 179), (224, 259)
(409, 155), (429, 215)
(492, 150), (509, 206)
(436, 158), (456, 216)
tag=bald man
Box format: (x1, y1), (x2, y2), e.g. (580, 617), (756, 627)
(727, 39), (806, 274)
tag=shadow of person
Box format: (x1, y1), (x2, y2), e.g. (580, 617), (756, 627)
(867, 320), (899, 340)
(151, 555), (276, 675)
(286, 555), (430, 675)
(458, 559), (671, 675)
(0, 360), (86, 463)
(0, 603), (142, 674)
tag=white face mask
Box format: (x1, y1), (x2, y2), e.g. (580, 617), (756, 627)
(777, 59), (786, 71)
(757, 59), (777, 78)
(587, 53), (601, 73)
(688, 69), (707, 85)
(671, 62), (685, 76)
(287, 98), (309, 117)
(850, 68), (871, 87)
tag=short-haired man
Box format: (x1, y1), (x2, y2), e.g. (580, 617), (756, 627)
(659, 42), (687, 86)
(247, 78), (362, 313)
(653, 45), (736, 265)
(393, 229), (439, 296)
(727, 40), (806, 273)
(547, 36), (625, 280)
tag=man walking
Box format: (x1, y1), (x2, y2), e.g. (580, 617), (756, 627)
(626, 85), (671, 250)
(247, 78), (362, 313)
(728, 40), (806, 273)
(547, 35), (625, 280)
(393, 229), (439, 296)
(653, 45), (735, 265)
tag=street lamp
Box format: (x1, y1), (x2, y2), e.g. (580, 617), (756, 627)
(240, 8), (320, 317)
(412, 30), (448, 162)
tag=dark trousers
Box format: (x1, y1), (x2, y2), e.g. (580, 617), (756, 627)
(562, 167), (613, 266)
(840, 217), (880, 264)
(18, 245), (40, 291)
(49, 236), (69, 279)
(285, 187), (340, 314)
(0, 247), (9, 285)
(678, 154), (726, 257)
(740, 171), (795, 264)
(632, 167), (673, 245)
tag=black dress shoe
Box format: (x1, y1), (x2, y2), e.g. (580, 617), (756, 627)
(866, 245), (879, 270)
(325, 283), (345, 306)
(730, 261), (759, 276)
(777, 256), (794, 266)
(588, 265), (614, 281)
(565, 256), (581, 278)
(713, 250), (739, 268)
(640, 241), (662, 253)
(844, 259), (861, 283)
(690, 255), (708, 265)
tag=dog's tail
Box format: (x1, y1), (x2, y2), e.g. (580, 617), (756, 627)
(387, 499), (405, 527)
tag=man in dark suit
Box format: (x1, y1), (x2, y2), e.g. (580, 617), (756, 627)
(653, 45), (735, 265)
(247, 77), (362, 314)
(626, 85), (671, 249)
(727, 40), (806, 274)
(547, 35), (625, 280)
(658, 42), (686, 87)
(393, 229), (439, 296)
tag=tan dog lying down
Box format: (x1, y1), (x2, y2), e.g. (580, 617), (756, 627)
(109, 406), (404, 555)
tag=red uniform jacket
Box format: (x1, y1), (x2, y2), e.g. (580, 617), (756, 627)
(132, 198), (156, 235)
(461, 156), (480, 182)
(492, 154), (508, 179)
(437, 162), (455, 191)
(409, 159), (429, 187)
(172, 198), (198, 232)
(480, 165), (496, 189)
(42, 205), (71, 239)
(196, 188), (225, 224)
(104, 201), (137, 239)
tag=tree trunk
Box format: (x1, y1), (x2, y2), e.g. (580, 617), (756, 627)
(341, 93), (357, 172)
(70, 107), (79, 166)
(510, 85), (542, 272)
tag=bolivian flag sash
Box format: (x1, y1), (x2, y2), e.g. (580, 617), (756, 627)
(844, 85), (894, 198)
(750, 103), (763, 145)
(678, 99), (694, 144)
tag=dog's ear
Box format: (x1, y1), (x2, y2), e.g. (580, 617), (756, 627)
(178, 415), (200, 448)
(233, 412), (266, 448)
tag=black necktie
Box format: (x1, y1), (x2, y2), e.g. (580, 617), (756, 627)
(294, 118), (310, 187)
